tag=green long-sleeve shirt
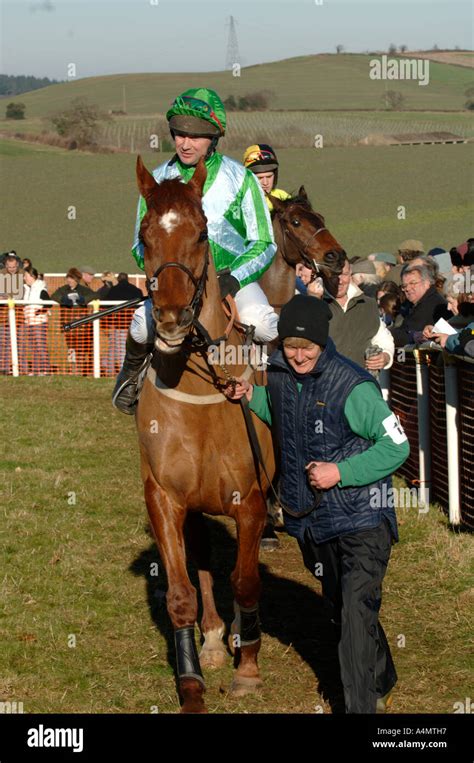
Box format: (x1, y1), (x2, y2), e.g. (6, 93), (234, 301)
(249, 381), (409, 488)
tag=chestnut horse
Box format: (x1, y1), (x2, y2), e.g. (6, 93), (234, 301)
(260, 187), (346, 310)
(134, 156), (274, 713)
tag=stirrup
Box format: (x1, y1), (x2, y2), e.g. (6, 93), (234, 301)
(112, 355), (151, 414)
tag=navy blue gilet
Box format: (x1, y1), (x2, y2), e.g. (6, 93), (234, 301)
(266, 338), (397, 544)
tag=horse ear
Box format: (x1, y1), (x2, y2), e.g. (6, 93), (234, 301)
(268, 193), (286, 214)
(136, 155), (157, 202)
(298, 185), (308, 200)
(188, 157), (207, 197)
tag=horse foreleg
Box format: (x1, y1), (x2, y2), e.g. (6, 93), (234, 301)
(184, 514), (226, 668)
(144, 478), (206, 713)
(229, 490), (267, 697)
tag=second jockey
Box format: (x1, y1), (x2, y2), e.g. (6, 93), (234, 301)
(113, 87), (278, 414)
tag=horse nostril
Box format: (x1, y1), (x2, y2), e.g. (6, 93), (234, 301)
(179, 307), (193, 328)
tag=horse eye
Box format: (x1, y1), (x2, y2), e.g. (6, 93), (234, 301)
(291, 219), (300, 227)
(198, 230), (208, 243)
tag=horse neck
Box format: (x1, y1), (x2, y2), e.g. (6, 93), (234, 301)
(260, 217), (296, 310)
(155, 263), (242, 395)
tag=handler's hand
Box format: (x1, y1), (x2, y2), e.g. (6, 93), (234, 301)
(224, 377), (253, 402)
(306, 461), (341, 490)
(365, 351), (390, 371)
(423, 324), (434, 340)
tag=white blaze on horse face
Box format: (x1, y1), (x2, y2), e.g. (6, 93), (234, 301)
(159, 211), (180, 234)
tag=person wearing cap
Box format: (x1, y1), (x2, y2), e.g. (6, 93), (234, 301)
(242, 144), (291, 212)
(225, 294), (409, 713)
(113, 87), (277, 414)
(385, 239), (425, 286)
(369, 253), (397, 282)
(79, 265), (98, 293)
(350, 258), (381, 299)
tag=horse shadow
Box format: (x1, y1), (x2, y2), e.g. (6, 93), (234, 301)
(128, 516), (345, 713)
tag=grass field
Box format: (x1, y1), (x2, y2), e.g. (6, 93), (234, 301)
(0, 376), (472, 714)
(3, 54), (473, 117)
(1, 139), (473, 272)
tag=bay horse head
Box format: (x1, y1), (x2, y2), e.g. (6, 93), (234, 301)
(269, 186), (346, 296)
(136, 155), (209, 354)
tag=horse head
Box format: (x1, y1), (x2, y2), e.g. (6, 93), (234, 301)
(136, 155), (210, 354)
(269, 186), (346, 296)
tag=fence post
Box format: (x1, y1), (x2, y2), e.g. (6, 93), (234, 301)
(92, 301), (101, 379)
(379, 368), (390, 402)
(8, 299), (19, 377)
(443, 356), (461, 525)
(414, 350), (431, 509)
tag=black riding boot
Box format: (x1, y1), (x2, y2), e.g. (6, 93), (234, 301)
(112, 333), (154, 415)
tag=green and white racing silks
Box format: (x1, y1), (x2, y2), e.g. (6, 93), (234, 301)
(131, 152), (276, 288)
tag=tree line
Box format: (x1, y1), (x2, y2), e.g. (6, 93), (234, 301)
(0, 74), (62, 96)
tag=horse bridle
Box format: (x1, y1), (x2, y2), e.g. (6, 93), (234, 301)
(144, 230), (239, 350)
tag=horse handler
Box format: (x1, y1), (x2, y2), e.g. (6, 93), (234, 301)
(225, 294), (410, 713)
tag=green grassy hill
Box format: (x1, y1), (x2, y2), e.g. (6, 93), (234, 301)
(1, 138), (472, 272)
(3, 54), (473, 118)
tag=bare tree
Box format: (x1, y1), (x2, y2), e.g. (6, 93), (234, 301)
(382, 91), (405, 111)
(399, 44), (408, 53)
(336, 44), (344, 54)
(388, 43), (397, 55)
(51, 98), (109, 148)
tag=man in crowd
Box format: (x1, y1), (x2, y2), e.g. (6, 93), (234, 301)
(326, 256), (394, 372)
(390, 263), (450, 347)
(225, 295), (409, 713)
(386, 239), (425, 286)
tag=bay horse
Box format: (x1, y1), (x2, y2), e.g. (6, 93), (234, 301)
(260, 187), (346, 310)
(134, 156), (274, 713)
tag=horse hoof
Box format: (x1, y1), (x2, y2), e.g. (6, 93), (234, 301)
(179, 677), (207, 713)
(199, 648), (227, 669)
(229, 674), (263, 697)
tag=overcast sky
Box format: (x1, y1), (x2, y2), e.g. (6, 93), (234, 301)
(1, 0), (472, 80)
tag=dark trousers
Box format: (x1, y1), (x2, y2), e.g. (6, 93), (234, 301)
(298, 519), (397, 713)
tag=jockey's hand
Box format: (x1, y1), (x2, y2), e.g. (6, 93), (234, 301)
(224, 377), (253, 402)
(306, 461), (341, 490)
(218, 272), (240, 300)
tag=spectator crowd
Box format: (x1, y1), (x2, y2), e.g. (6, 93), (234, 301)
(0, 252), (143, 375)
(0, 237), (473, 377)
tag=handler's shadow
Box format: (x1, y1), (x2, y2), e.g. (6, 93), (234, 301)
(129, 516), (344, 713)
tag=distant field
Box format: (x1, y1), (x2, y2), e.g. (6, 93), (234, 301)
(2, 54), (473, 118)
(1, 139), (473, 271)
(2, 110), (473, 151)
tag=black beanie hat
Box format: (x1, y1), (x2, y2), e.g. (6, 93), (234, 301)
(278, 295), (332, 346)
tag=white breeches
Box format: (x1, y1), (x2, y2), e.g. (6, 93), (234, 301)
(129, 282), (278, 344)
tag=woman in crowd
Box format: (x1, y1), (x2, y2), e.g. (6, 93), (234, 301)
(22, 267), (51, 375)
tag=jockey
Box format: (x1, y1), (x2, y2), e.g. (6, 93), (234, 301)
(243, 143), (291, 212)
(113, 87), (278, 414)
